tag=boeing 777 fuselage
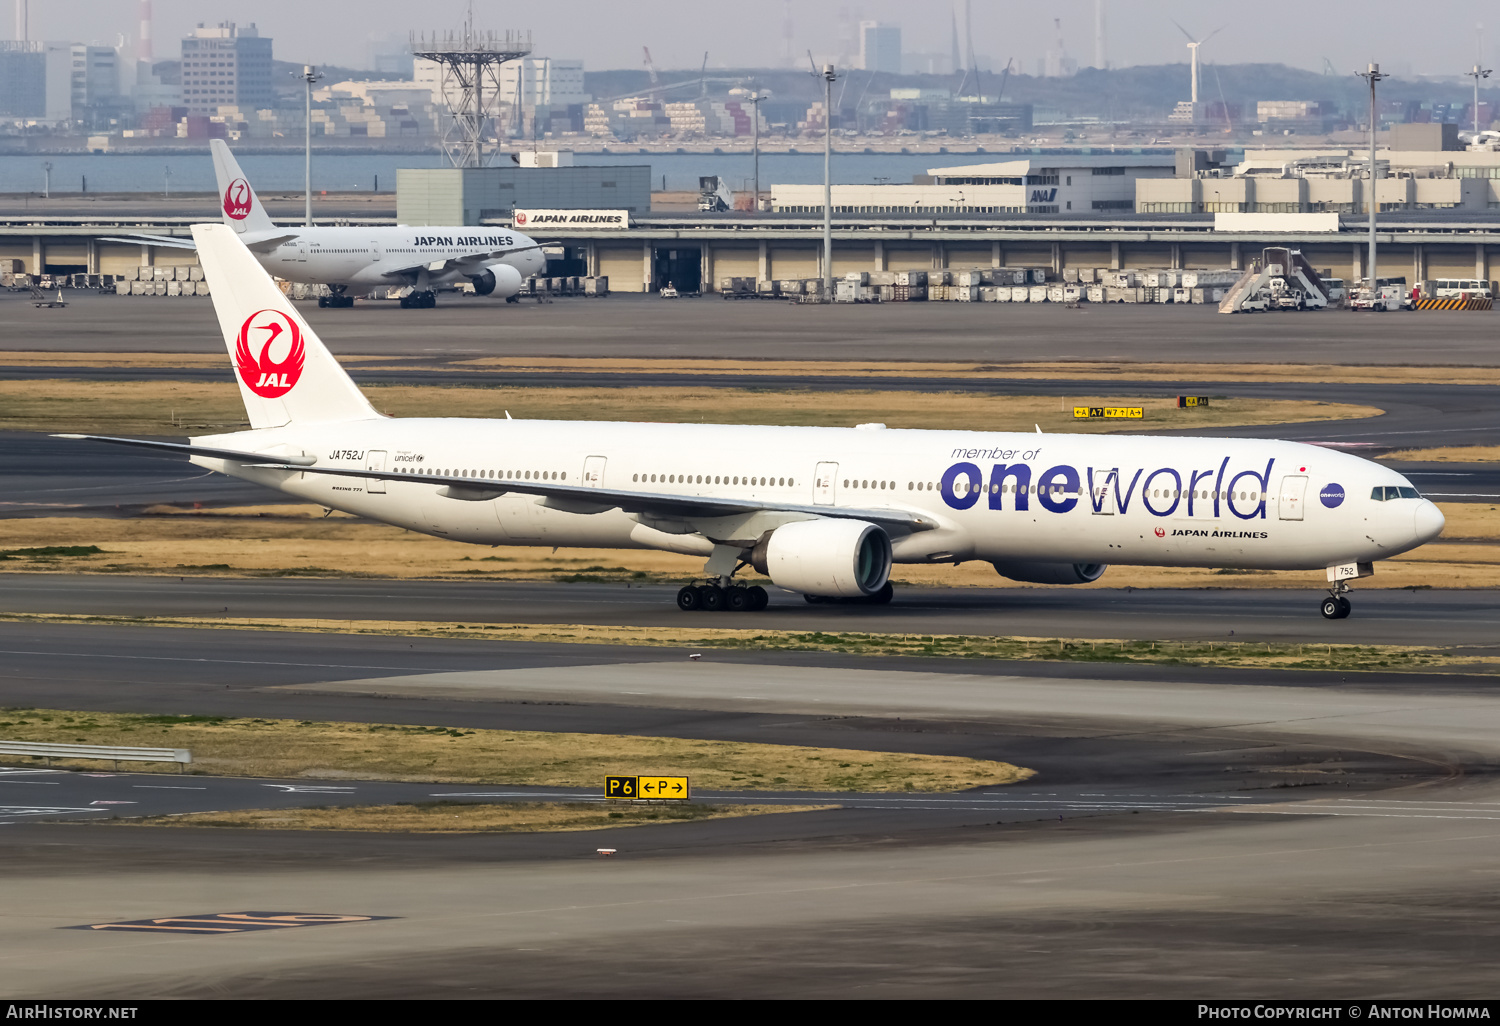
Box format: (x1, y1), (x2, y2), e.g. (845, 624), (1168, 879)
(65, 224), (1445, 620)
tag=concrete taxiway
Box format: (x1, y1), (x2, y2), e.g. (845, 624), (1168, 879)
(7, 288), (1500, 364)
(3, 612), (1500, 997)
(3, 573), (1496, 647)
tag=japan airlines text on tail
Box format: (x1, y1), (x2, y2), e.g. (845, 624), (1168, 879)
(58, 223), (1444, 620)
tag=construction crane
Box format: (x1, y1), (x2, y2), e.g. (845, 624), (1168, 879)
(642, 46), (659, 85)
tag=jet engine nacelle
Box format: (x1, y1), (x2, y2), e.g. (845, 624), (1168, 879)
(991, 561), (1108, 585)
(469, 262), (523, 298)
(753, 518), (892, 598)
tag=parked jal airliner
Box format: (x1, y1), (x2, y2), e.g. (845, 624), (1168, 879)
(108, 140), (545, 309)
(63, 224), (1445, 620)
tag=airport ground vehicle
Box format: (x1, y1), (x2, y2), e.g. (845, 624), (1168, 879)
(1429, 278), (1494, 299)
(63, 224), (1445, 620)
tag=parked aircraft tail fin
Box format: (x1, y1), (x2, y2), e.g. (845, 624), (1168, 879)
(210, 139), (277, 234)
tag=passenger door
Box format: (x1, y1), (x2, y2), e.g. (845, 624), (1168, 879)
(1279, 475), (1307, 520)
(582, 455), (606, 487)
(1091, 470), (1117, 514)
(814, 462), (838, 505)
(365, 450), (387, 494)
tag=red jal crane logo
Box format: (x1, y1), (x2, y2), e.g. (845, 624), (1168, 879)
(235, 310), (305, 398)
(514, 211), (528, 225)
(223, 178), (252, 220)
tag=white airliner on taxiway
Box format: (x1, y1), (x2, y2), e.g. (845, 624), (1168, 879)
(62, 224), (1445, 620)
(107, 140), (545, 309)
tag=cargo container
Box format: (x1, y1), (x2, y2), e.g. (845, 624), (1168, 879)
(1030, 285), (1050, 303)
(1087, 285), (1105, 303)
(842, 270), (870, 285)
(1062, 285), (1083, 303)
(1173, 287), (1192, 303)
(1011, 286), (1030, 302)
(952, 285), (978, 301)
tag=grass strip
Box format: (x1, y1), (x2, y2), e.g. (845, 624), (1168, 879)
(0, 611), (1491, 674)
(128, 801), (833, 833)
(0, 707), (1029, 791)
(0, 379), (1378, 435)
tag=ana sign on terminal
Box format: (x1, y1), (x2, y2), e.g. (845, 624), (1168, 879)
(513, 209), (630, 229)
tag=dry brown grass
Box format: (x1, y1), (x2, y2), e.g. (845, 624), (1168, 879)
(138, 802), (830, 833)
(0, 613), (1481, 673)
(0, 708), (1031, 791)
(13, 351), (1500, 385)
(1, 501), (1492, 590)
(1, 379), (1379, 435)
(1384, 446), (1500, 463)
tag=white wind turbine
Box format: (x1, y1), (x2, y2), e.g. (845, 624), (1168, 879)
(1172, 20), (1223, 104)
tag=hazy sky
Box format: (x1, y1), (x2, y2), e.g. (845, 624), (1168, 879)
(19, 1), (1497, 79)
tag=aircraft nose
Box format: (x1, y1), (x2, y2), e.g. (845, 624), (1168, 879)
(1413, 500), (1445, 544)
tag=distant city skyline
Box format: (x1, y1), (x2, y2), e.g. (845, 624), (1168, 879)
(12, 0), (1499, 80)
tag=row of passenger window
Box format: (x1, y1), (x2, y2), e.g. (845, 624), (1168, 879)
(395, 467), (565, 481)
(635, 473), (793, 487)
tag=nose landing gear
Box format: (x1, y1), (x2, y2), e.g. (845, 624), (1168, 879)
(317, 285), (355, 308)
(1320, 581), (1353, 619)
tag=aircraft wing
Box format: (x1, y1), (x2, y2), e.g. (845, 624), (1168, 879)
(380, 244), (545, 281)
(95, 232), (298, 254)
(56, 433), (931, 531)
(97, 234), (198, 251)
(52, 434), (318, 466)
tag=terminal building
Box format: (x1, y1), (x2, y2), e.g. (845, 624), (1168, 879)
(772, 156), (1173, 216)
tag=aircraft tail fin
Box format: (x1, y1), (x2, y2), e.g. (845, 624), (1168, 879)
(192, 223), (379, 430)
(210, 139), (276, 234)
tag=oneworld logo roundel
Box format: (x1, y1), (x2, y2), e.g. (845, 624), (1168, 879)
(223, 178), (252, 220)
(1320, 483), (1346, 509)
(235, 309), (305, 399)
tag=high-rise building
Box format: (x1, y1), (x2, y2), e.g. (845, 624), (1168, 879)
(179, 22), (273, 115)
(858, 22), (901, 74)
(0, 42), (46, 118)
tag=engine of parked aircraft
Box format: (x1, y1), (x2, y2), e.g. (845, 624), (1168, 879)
(753, 519), (892, 598)
(991, 561), (1108, 585)
(469, 263), (524, 297)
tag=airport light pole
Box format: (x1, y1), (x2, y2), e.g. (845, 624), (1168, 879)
(820, 63), (837, 300)
(162, 164), (171, 199)
(1357, 63), (1389, 294)
(300, 65), (324, 227)
(42, 161), (51, 199)
(749, 91), (762, 214)
(1468, 64), (1492, 137)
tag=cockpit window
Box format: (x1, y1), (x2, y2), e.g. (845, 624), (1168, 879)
(1371, 485), (1422, 501)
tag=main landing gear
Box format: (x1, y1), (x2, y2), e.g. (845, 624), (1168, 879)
(677, 582), (769, 612)
(317, 285), (354, 308)
(1320, 581), (1353, 620)
(399, 290), (437, 309)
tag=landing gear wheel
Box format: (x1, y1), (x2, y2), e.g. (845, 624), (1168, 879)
(1336, 596), (1352, 618)
(747, 585), (768, 611)
(1320, 597), (1340, 619)
(803, 594), (825, 604)
(317, 296), (328, 308)
(697, 584), (724, 611)
(725, 586), (750, 612)
(676, 586), (701, 611)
